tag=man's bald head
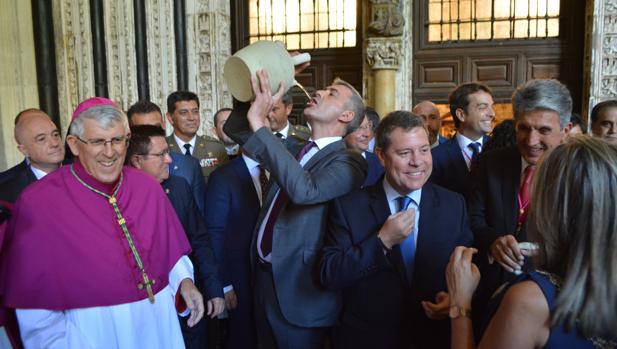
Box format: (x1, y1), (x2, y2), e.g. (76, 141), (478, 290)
(15, 109), (46, 142)
(14, 109), (64, 172)
(412, 101), (441, 145)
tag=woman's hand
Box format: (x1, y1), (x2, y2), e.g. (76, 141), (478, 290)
(446, 246), (481, 309)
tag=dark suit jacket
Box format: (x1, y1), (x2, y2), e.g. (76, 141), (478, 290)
(0, 160), (28, 184)
(162, 175), (223, 300)
(169, 152), (207, 218)
(205, 157), (261, 348)
(0, 163), (37, 203)
(467, 146), (533, 333)
(205, 156), (261, 298)
(320, 181), (474, 349)
(363, 151), (384, 187)
(429, 135), (489, 198)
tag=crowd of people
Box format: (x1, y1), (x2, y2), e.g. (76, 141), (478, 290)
(0, 64), (616, 349)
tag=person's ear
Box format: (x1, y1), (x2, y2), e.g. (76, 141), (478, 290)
(130, 155), (142, 169)
(338, 110), (354, 124)
(455, 108), (466, 124)
(66, 135), (80, 157)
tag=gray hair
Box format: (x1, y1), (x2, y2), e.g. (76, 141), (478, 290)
(332, 78), (365, 135)
(511, 79), (572, 128)
(70, 105), (130, 138)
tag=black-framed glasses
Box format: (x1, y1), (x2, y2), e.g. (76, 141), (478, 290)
(75, 136), (129, 149)
(139, 149), (171, 159)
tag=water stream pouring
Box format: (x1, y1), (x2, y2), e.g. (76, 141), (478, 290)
(224, 41), (311, 102)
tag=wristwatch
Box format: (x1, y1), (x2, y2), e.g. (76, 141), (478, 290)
(449, 305), (472, 319)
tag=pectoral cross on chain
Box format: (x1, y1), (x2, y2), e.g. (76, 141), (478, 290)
(138, 272), (156, 303)
(70, 167), (158, 304)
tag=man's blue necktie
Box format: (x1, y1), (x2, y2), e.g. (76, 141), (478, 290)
(468, 142), (481, 161)
(396, 196), (416, 283)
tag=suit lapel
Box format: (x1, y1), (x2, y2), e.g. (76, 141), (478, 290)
(233, 158), (260, 206)
(368, 182), (408, 284)
(445, 137), (469, 173)
(412, 184), (439, 286)
(501, 147), (522, 230)
(302, 139), (344, 172)
(192, 136), (206, 159)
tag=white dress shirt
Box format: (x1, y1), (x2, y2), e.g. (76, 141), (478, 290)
(173, 134), (197, 155)
(455, 133), (484, 170)
(30, 166), (50, 180)
(382, 177), (422, 249)
(275, 122), (290, 139)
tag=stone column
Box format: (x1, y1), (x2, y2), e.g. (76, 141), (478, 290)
(367, 37), (403, 117)
(587, 0), (617, 115)
(365, 0), (405, 118)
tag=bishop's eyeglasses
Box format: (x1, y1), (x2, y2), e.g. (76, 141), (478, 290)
(75, 136), (129, 150)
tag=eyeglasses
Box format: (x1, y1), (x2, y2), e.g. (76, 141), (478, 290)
(139, 149), (171, 159)
(75, 136), (129, 149)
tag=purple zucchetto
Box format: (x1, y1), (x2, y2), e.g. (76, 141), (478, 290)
(72, 97), (118, 121)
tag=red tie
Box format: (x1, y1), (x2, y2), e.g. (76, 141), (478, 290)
(260, 141), (316, 257)
(518, 165), (536, 225)
(258, 165), (268, 204)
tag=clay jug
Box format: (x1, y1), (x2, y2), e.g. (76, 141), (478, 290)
(224, 40), (310, 102)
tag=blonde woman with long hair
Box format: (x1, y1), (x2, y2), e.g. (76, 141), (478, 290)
(447, 136), (617, 349)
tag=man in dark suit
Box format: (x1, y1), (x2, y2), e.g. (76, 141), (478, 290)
(213, 108), (241, 159)
(412, 100), (446, 148)
(267, 91), (310, 149)
(223, 71), (367, 349)
(165, 91), (228, 183)
(204, 153), (265, 349)
(429, 83), (495, 198)
(127, 100), (208, 218)
(126, 125), (225, 349)
(468, 79), (573, 334)
(320, 111), (473, 349)
(344, 112), (384, 187)
(0, 109), (64, 202)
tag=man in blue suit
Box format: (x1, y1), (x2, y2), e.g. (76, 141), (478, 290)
(320, 111), (474, 349)
(126, 125), (225, 349)
(344, 112), (384, 187)
(204, 153), (264, 349)
(127, 100), (207, 218)
(429, 83), (495, 198)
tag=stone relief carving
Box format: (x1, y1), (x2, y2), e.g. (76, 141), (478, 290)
(366, 37), (403, 70)
(104, 0), (138, 110)
(186, 0), (231, 136)
(589, 0), (617, 106)
(605, 14), (617, 32)
(604, 36), (617, 55)
(368, 0), (405, 37)
(146, 0), (177, 126)
(601, 77), (617, 97)
(53, 0), (95, 132)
